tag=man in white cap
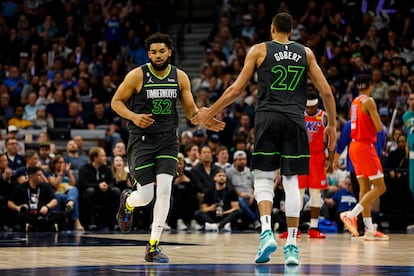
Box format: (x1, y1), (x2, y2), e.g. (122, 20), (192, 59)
(0, 125), (25, 155)
(226, 150), (260, 230)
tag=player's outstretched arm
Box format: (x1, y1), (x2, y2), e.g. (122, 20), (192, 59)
(178, 69), (225, 132)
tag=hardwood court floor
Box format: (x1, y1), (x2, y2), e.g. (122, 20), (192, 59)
(0, 230), (413, 275)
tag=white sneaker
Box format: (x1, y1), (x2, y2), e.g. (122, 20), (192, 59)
(177, 219), (188, 231)
(205, 222), (219, 232)
(223, 222), (231, 232)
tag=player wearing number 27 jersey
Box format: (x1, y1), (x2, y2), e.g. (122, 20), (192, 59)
(254, 40), (309, 175)
(190, 13), (337, 265)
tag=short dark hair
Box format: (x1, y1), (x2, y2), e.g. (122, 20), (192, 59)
(144, 32), (173, 51)
(25, 149), (38, 160)
(272, 12), (293, 34)
(354, 74), (372, 90)
(27, 166), (42, 175)
(307, 90), (319, 101)
(214, 168), (226, 177)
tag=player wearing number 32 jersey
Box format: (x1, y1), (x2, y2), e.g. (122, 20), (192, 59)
(191, 13), (337, 265)
(111, 32), (224, 263)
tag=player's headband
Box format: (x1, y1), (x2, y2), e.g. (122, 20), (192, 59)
(306, 98), (318, 106)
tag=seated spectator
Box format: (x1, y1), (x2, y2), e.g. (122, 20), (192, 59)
(64, 101), (85, 129)
(63, 140), (89, 171)
(86, 102), (121, 153)
(37, 131), (56, 158)
(324, 176), (357, 233)
(5, 137), (25, 172)
(384, 128), (403, 157)
(0, 125), (25, 155)
(179, 130), (193, 154)
(46, 89), (69, 121)
(35, 85), (54, 107)
(0, 91), (14, 123)
(107, 140), (126, 164)
(23, 92), (40, 121)
(192, 146), (221, 204)
(184, 142), (199, 170)
(38, 142), (52, 171)
(240, 14), (256, 42)
(111, 155), (131, 192)
(214, 145), (231, 170)
(0, 153), (15, 230)
(207, 133), (221, 161)
(7, 166), (66, 232)
(48, 155), (84, 231)
(8, 105), (32, 129)
(31, 106), (53, 130)
(226, 150), (260, 230)
(194, 169), (242, 232)
(78, 147), (120, 231)
(14, 149), (45, 185)
(384, 134), (409, 180)
(192, 128), (207, 147)
(72, 135), (90, 162)
(61, 68), (79, 90)
(3, 66), (27, 107)
(92, 75), (117, 107)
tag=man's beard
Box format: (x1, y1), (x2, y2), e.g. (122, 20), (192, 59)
(236, 165), (244, 172)
(150, 59), (169, 71)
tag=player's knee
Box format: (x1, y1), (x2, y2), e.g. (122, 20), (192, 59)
(309, 188), (321, 207)
(156, 173), (173, 196)
(377, 182), (386, 195)
(254, 176), (274, 203)
(253, 169), (275, 180)
(137, 183), (155, 205)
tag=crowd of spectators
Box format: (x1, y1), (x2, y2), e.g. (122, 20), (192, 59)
(0, 0), (414, 232)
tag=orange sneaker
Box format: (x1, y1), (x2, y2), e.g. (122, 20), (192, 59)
(278, 230), (301, 239)
(307, 228), (326, 239)
(364, 230), (389, 241)
(340, 211), (358, 237)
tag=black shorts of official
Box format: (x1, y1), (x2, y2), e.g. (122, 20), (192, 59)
(127, 131), (179, 186)
(252, 111), (309, 176)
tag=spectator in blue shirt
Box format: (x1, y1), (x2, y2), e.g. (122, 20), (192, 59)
(324, 176), (357, 233)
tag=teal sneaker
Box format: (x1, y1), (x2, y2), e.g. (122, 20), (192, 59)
(283, 244), (300, 265)
(255, 229), (277, 263)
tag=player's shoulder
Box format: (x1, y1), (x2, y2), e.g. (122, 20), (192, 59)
(249, 42), (267, 53)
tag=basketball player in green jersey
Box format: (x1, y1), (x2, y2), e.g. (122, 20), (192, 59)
(111, 32), (224, 263)
(192, 13), (336, 265)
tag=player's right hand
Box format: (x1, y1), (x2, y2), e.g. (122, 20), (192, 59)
(131, 113), (154, 128)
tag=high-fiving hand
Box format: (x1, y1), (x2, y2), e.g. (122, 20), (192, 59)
(191, 107), (225, 132)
